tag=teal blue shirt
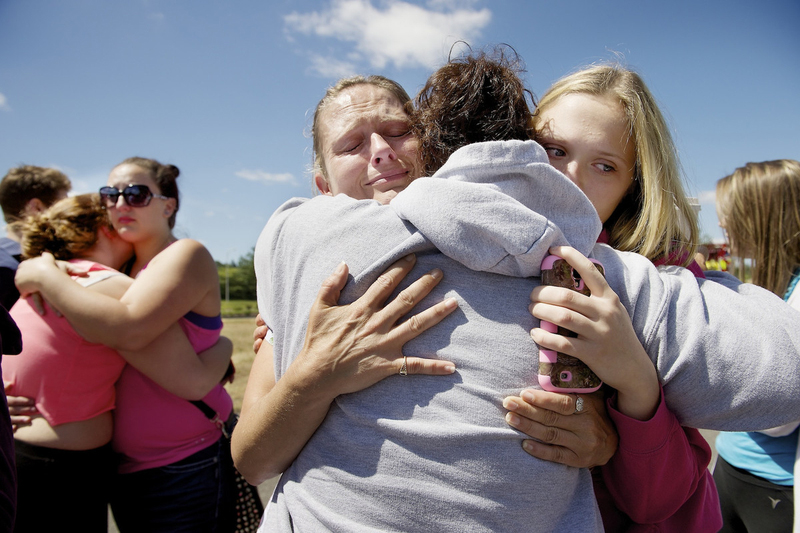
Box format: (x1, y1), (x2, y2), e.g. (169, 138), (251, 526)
(715, 270), (800, 486)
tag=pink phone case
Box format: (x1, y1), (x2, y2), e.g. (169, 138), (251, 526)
(537, 255), (604, 393)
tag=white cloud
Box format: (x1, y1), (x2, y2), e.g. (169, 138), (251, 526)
(697, 189), (716, 206)
(284, 0), (491, 75)
(235, 169), (297, 185)
(308, 54), (358, 79)
(0, 93), (10, 112)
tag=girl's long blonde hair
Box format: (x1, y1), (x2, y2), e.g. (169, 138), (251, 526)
(716, 159), (800, 296)
(534, 64), (699, 265)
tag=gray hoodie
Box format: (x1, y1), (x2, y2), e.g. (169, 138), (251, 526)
(255, 140), (800, 532)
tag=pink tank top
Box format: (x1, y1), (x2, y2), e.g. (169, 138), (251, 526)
(112, 311), (233, 473)
(2, 260), (126, 426)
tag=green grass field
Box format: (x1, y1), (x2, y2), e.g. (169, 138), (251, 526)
(220, 315), (260, 412)
(221, 299), (259, 318)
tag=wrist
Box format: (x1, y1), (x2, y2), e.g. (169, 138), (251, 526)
(615, 366), (660, 421)
(283, 350), (341, 405)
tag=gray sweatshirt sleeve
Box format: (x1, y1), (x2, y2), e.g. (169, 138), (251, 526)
(594, 245), (800, 431)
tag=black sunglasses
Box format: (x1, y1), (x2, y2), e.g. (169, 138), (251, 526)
(99, 184), (169, 208)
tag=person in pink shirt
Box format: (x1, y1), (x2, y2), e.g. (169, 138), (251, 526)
(4, 193), (231, 532)
(16, 159), (237, 533)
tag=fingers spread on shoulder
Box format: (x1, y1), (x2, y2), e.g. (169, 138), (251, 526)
(314, 261), (350, 308)
(360, 255), (417, 309)
(392, 294), (458, 344)
(382, 267), (444, 322)
(402, 356), (456, 376)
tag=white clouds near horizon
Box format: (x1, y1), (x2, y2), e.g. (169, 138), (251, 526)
(284, 0), (491, 75)
(0, 93), (10, 111)
(697, 189), (717, 206)
(235, 169), (297, 185)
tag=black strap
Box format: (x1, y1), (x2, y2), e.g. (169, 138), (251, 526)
(190, 400), (236, 439)
(190, 400), (218, 419)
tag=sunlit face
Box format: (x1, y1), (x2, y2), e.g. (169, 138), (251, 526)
(536, 93), (636, 223)
(315, 84), (421, 205)
(105, 163), (174, 242)
(96, 225), (135, 270)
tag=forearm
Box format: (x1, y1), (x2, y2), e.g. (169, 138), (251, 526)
(613, 359), (660, 422)
(118, 326), (232, 400)
(232, 356), (336, 486)
(20, 262), (133, 346)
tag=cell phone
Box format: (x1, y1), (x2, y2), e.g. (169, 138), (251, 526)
(537, 254), (605, 393)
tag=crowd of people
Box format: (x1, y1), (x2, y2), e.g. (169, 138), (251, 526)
(0, 46), (798, 533)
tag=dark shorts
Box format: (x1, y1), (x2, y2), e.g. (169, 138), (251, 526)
(713, 456), (794, 533)
(110, 438), (236, 533)
(14, 439), (115, 533)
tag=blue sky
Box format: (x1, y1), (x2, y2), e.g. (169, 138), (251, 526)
(1, 0), (798, 263)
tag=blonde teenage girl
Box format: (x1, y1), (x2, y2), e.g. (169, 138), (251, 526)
(15, 159), (236, 533)
(713, 159), (800, 533)
(503, 64), (720, 532)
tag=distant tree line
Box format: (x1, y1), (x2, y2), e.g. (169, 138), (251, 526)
(216, 247), (256, 301)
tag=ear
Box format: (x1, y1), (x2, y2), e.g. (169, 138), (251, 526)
(314, 173), (333, 196)
(24, 198), (47, 215)
(99, 225), (118, 240)
(163, 197), (177, 218)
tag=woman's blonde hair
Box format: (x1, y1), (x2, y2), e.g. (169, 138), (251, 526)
(533, 64), (698, 265)
(716, 159), (800, 296)
(21, 193), (112, 260)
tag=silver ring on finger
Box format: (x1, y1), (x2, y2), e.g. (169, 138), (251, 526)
(574, 395), (584, 413)
(399, 355), (408, 376)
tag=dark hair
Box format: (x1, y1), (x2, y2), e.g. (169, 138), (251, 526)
(0, 165), (72, 223)
(413, 47), (536, 175)
(21, 193), (111, 260)
(116, 157), (180, 228)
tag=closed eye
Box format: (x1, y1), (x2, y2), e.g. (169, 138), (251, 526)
(384, 126), (412, 138)
(336, 138), (363, 154)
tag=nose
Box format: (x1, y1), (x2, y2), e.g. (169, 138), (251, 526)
(113, 193), (130, 211)
(370, 133), (397, 166)
(559, 160), (582, 187)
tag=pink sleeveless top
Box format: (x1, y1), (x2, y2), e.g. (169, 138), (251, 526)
(112, 311), (233, 473)
(2, 260), (126, 426)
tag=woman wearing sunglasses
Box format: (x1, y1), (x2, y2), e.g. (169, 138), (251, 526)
(15, 157), (237, 533)
(4, 193), (233, 533)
